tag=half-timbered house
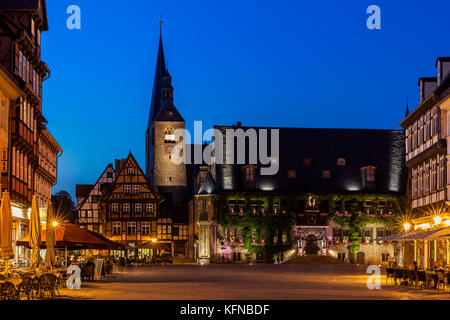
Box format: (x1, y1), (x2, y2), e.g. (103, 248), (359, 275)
(0, 0), (62, 263)
(76, 164), (116, 233)
(100, 152), (163, 258)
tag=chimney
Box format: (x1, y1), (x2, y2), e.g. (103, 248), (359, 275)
(436, 57), (450, 87)
(115, 159), (121, 172)
(236, 121), (242, 128)
(418, 77), (437, 104)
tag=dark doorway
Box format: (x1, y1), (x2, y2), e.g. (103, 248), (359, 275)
(304, 234), (319, 254)
(356, 251), (365, 264)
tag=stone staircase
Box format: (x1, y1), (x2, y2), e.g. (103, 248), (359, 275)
(286, 254), (349, 265)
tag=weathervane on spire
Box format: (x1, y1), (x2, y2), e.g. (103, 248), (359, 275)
(159, 17), (163, 35)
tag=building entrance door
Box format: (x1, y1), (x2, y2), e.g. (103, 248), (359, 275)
(304, 235), (319, 254)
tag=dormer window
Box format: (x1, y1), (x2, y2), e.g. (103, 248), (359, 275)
(127, 168), (135, 175)
(287, 170), (296, 179)
(303, 158), (312, 166)
(337, 158), (346, 166)
(361, 166), (377, 190)
(322, 170), (331, 179)
(243, 165), (257, 189)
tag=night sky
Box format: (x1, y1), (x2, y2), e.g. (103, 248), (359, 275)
(42, 0), (450, 198)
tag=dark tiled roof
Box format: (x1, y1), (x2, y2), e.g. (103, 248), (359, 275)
(214, 126), (406, 194)
(154, 103), (184, 122)
(0, 0), (39, 9)
(148, 35), (166, 127)
(75, 184), (93, 199)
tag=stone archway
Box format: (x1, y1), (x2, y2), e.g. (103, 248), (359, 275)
(304, 234), (320, 254)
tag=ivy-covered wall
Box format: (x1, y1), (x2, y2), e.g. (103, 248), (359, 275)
(215, 192), (405, 261)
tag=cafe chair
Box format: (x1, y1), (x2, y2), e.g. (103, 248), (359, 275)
(17, 276), (33, 300)
(436, 271), (446, 293)
(385, 268), (395, 285)
(0, 281), (19, 300)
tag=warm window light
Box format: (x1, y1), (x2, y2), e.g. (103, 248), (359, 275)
(151, 238), (157, 243)
(444, 220), (450, 227)
(403, 223), (411, 231)
(434, 216), (442, 225)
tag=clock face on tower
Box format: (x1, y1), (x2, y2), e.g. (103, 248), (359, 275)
(166, 145), (174, 154)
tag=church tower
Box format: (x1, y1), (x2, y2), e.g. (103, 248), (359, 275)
(145, 23), (187, 191)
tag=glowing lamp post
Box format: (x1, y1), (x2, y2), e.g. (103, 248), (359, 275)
(434, 216), (442, 226)
(403, 223), (411, 232)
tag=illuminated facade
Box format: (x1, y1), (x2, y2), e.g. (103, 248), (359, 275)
(0, 1), (62, 264)
(399, 57), (450, 268)
(194, 126), (407, 264)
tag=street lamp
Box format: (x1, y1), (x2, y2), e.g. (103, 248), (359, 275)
(151, 238), (157, 243)
(403, 223), (411, 232)
(434, 216), (442, 225)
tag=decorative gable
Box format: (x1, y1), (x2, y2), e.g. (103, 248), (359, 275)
(103, 152), (162, 202)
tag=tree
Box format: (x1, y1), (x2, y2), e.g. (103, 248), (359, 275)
(52, 191), (77, 224)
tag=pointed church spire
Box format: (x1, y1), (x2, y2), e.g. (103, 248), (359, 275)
(148, 20), (167, 128)
(405, 96), (410, 117)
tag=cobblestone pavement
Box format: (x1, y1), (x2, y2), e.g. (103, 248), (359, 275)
(58, 264), (450, 300)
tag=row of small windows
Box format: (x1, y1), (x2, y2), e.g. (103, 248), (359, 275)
(112, 221), (152, 235)
(111, 203), (154, 214)
(124, 185), (140, 194)
(411, 156), (445, 198)
(405, 107), (439, 153)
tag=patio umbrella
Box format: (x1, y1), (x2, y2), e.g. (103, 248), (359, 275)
(30, 196), (41, 269)
(45, 202), (56, 269)
(0, 192), (14, 274)
(16, 222), (122, 249)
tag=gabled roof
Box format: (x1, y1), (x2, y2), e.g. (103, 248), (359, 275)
(76, 164), (115, 210)
(102, 152), (163, 203)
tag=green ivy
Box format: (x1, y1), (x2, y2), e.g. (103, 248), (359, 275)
(215, 192), (405, 260)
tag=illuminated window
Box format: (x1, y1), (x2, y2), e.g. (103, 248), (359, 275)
(127, 222), (136, 235)
(146, 203), (154, 214)
(337, 158), (346, 166)
(112, 222), (121, 235)
(141, 222), (151, 235)
(135, 203), (142, 213)
(287, 170), (296, 179)
(31, 18), (35, 37)
(322, 170), (331, 179)
(164, 128), (176, 143)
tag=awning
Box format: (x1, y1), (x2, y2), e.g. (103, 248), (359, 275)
(16, 222), (124, 250)
(376, 227), (450, 241)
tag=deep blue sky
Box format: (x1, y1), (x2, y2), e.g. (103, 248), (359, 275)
(42, 0), (450, 198)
